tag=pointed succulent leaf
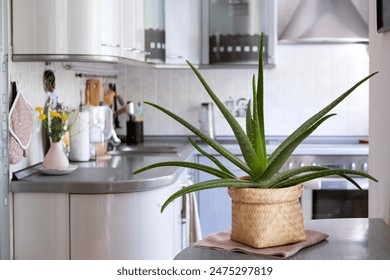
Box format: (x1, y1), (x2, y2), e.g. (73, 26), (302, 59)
(265, 165), (330, 184)
(143, 101), (253, 176)
(161, 178), (269, 212)
(246, 100), (254, 146)
(188, 137), (235, 178)
(133, 161), (235, 179)
(187, 61), (263, 178)
(262, 114), (337, 179)
(337, 174), (364, 190)
(267, 71), (379, 169)
(254, 34), (267, 169)
(270, 169), (378, 189)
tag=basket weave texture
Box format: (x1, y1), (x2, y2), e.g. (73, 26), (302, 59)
(228, 184), (307, 249)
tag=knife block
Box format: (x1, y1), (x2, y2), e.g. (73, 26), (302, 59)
(126, 121), (143, 145)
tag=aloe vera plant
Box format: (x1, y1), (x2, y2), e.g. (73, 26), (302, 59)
(134, 34), (378, 212)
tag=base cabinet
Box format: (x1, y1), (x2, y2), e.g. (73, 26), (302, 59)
(13, 193), (69, 260)
(12, 174), (185, 259)
(70, 188), (181, 260)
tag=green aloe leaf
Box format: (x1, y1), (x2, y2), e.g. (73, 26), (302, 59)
(133, 161), (235, 179)
(270, 169), (378, 189)
(188, 137), (235, 177)
(187, 61), (263, 178)
(267, 165), (330, 184)
(261, 114), (337, 180)
(337, 174), (364, 191)
(161, 178), (269, 212)
(266, 166), (365, 190)
(143, 101), (253, 176)
(246, 100), (254, 146)
(267, 71), (378, 171)
(253, 34), (267, 169)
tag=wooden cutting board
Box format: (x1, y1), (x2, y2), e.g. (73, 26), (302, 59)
(86, 79), (100, 106)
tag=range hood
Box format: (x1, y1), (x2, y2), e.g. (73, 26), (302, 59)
(279, 0), (368, 44)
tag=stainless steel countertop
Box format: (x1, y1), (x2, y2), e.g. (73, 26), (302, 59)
(11, 140), (195, 194)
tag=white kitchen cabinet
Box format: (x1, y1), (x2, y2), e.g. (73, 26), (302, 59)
(12, 0), (122, 61)
(122, 0), (146, 61)
(13, 193), (69, 260)
(165, 0), (201, 65)
(70, 179), (185, 260)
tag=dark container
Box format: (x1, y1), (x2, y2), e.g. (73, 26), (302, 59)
(126, 121), (143, 145)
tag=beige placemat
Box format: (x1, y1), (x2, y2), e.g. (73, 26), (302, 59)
(193, 230), (328, 259)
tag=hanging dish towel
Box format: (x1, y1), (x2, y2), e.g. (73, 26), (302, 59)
(9, 90), (33, 164)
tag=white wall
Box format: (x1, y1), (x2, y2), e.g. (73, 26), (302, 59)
(368, 1), (390, 224)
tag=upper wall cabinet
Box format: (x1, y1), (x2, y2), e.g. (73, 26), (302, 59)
(122, 0), (166, 63)
(12, 0), (122, 62)
(122, 0), (146, 62)
(165, 0), (201, 65)
(202, 0), (276, 67)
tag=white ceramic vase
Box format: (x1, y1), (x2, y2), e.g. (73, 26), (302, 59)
(43, 141), (69, 170)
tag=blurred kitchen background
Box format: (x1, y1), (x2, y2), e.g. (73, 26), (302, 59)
(9, 0), (369, 174)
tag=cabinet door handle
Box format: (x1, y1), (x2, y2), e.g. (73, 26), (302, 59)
(125, 48), (150, 55)
(166, 54), (184, 59)
(101, 43), (120, 48)
(124, 47), (136, 51)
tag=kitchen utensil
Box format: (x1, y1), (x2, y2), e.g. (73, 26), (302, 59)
(43, 69), (56, 92)
(113, 102), (134, 117)
(134, 102), (144, 122)
(103, 88), (115, 106)
(86, 79), (100, 106)
(84, 87), (92, 107)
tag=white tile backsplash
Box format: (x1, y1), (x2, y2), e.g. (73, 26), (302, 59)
(119, 44), (369, 137)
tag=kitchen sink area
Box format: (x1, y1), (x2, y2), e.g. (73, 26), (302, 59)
(108, 139), (190, 156)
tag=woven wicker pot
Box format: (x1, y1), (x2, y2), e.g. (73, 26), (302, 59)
(228, 182), (307, 248)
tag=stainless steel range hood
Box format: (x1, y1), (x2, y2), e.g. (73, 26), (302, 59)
(279, 0), (368, 44)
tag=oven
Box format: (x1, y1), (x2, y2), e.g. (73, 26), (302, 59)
(280, 153), (369, 220)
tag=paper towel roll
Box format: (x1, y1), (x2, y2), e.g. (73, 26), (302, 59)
(69, 111), (90, 161)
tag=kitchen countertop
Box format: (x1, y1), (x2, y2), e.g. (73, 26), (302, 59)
(11, 136), (369, 194)
(11, 138), (195, 194)
(174, 218), (390, 260)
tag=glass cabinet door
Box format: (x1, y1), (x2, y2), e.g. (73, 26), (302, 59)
(208, 0), (276, 65)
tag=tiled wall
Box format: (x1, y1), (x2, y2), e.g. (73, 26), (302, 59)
(9, 43), (369, 172)
(118, 44), (369, 137)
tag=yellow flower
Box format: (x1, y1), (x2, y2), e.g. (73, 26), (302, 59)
(61, 114), (68, 120)
(50, 111), (61, 118)
(38, 114), (47, 120)
(35, 106), (44, 112)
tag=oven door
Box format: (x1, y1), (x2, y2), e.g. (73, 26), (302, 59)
(301, 178), (368, 220)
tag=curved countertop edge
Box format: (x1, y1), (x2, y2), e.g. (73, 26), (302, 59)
(11, 141), (196, 194)
(11, 173), (181, 194)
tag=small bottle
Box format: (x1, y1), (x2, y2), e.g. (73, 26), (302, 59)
(199, 103), (215, 139)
